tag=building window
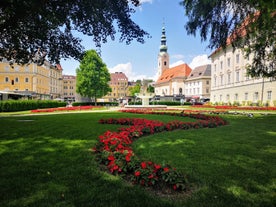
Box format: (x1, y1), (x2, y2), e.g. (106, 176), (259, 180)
(25, 77), (29, 83)
(179, 88), (182, 95)
(236, 54), (240, 64)
(227, 58), (231, 67)
(235, 93), (238, 101)
(227, 73), (231, 84)
(254, 92), (259, 101)
(15, 77), (19, 82)
(214, 76), (217, 87)
(267, 91), (272, 100)
(220, 94), (222, 101)
(236, 71), (240, 82)
(220, 61), (223, 70)
(206, 80), (209, 85)
(206, 88), (209, 93)
(5, 77), (9, 82)
(226, 94), (230, 101)
(214, 64), (217, 72)
(164, 61), (167, 66)
(245, 92), (248, 100)
(220, 75), (224, 86)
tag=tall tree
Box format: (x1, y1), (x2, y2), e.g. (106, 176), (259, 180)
(0, 0), (149, 65)
(76, 50), (111, 105)
(181, 0), (276, 78)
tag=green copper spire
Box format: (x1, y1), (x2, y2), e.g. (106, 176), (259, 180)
(159, 26), (168, 53)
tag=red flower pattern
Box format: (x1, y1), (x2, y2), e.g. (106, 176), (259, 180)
(94, 110), (228, 192)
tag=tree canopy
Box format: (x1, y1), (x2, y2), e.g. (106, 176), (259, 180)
(0, 0), (149, 65)
(181, 0), (276, 77)
(76, 50), (111, 104)
(129, 83), (141, 97)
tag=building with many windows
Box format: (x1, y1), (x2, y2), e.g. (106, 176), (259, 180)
(210, 46), (276, 106)
(0, 59), (63, 100)
(185, 64), (211, 102)
(104, 72), (128, 102)
(62, 75), (76, 102)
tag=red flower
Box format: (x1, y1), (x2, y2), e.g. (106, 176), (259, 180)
(134, 171), (141, 177)
(108, 155), (115, 161)
(141, 162), (147, 169)
(148, 174), (154, 179)
(173, 184), (177, 190)
(125, 155), (131, 162)
(154, 164), (161, 170)
(163, 167), (169, 172)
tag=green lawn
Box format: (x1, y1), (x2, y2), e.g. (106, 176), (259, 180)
(0, 112), (275, 207)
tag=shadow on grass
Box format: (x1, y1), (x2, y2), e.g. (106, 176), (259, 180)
(1, 113), (275, 207)
(1, 135), (177, 207)
(132, 115), (276, 207)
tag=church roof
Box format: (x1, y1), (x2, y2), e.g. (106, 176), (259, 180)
(188, 64), (211, 79)
(156, 63), (192, 84)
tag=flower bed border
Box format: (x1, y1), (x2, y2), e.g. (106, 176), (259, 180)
(31, 105), (102, 113)
(93, 110), (228, 194)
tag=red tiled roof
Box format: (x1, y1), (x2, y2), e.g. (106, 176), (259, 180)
(63, 75), (76, 79)
(110, 72), (128, 84)
(56, 64), (63, 70)
(209, 11), (269, 57)
(156, 63), (192, 84)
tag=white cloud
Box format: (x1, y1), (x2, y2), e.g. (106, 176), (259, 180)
(171, 54), (185, 60)
(108, 62), (148, 81)
(140, 0), (153, 3)
(188, 54), (211, 69)
(136, 0), (153, 11)
(170, 60), (185, 68)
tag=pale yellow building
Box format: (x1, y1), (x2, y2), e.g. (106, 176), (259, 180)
(0, 59), (63, 100)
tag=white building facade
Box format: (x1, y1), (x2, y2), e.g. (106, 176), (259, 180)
(185, 64), (211, 101)
(210, 46), (276, 106)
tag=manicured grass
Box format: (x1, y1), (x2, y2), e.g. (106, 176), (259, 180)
(0, 112), (275, 207)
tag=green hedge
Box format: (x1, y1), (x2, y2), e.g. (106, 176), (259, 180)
(128, 101), (192, 106)
(72, 102), (119, 106)
(0, 100), (66, 112)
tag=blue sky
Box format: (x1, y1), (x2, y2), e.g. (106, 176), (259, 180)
(60, 0), (212, 81)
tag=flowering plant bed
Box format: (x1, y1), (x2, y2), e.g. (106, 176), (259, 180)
(31, 105), (102, 113)
(192, 105), (276, 111)
(94, 110), (228, 195)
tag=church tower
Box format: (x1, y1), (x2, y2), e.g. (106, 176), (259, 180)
(157, 26), (169, 77)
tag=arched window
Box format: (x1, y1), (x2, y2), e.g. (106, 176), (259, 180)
(179, 88), (182, 95)
(164, 61), (167, 66)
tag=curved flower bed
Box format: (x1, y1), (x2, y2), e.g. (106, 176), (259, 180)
(31, 105), (102, 113)
(94, 110), (228, 193)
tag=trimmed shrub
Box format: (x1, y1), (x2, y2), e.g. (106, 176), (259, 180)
(0, 100), (66, 112)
